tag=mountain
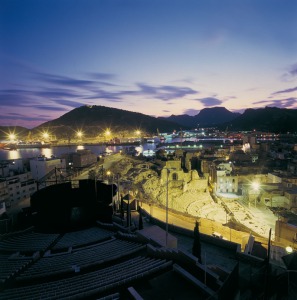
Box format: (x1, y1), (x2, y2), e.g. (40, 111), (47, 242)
(35, 105), (185, 137)
(163, 107), (240, 127)
(220, 107), (297, 133)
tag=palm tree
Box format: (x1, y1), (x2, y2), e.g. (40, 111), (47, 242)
(192, 220), (202, 264)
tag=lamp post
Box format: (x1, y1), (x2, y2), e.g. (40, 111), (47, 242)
(165, 167), (176, 247)
(76, 130), (83, 142)
(166, 169), (169, 246)
(106, 171), (114, 212)
(116, 173), (120, 212)
(251, 181), (260, 208)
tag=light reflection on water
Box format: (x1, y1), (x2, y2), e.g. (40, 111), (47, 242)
(0, 137), (203, 161)
(0, 143), (157, 161)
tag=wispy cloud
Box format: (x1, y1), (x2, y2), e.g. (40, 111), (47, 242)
(83, 90), (123, 101)
(53, 99), (85, 108)
(281, 63), (297, 81)
(135, 83), (198, 101)
(196, 97), (223, 106)
(272, 86), (297, 95)
(86, 83), (199, 102)
(34, 105), (69, 111)
(253, 97), (297, 108)
(0, 112), (52, 122)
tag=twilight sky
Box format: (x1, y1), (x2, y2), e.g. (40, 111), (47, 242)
(0, 0), (297, 128)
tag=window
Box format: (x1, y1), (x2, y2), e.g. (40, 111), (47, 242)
(172, 173), (178, 181)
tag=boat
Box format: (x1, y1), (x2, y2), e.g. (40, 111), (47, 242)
(3, 142), (52, 149)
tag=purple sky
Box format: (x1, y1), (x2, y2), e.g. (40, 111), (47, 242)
(1, 0), (297, 128)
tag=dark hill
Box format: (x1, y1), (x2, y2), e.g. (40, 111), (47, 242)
(35, 105), (184, 137)
(194, 107), (240, 127)
(163, 107), (240, 127)
(221, 107), (297, 133)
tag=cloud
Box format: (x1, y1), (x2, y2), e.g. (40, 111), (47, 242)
(86, 72), (118, 86)
(84, 83), (199, 102)
(253, 97), (297, 108)
(289, 63), (297, 76)
(196, 97), (223, 106)
(135, 83), (198, 101)
(0, 93), (32, 106)
(35, 71), (119, 89)
(83, 90), (123, 101)
(35, 89), (80, 99)
(87, 72), (116, 80)
(0, 88), (82, 109)
(53, 99), (85, 108)
(272, 86), (297, 95)
(36, 72), (95, 88)
(0, 112), (52, 122)
(281, 63), (297, 81)
(34, 105), (69, 111)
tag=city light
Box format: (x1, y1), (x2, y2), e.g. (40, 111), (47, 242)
(286, 246), (293, 254)
(76, 131), (83, 138)
(42, 132), (49, 139)
(8, 133), (16, 141)
(251, 182), (260, 191)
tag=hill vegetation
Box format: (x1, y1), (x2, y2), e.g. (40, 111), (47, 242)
(220, 107), (297, 133)
(35, 105), (184, 138)
(1, 106), (297, 141)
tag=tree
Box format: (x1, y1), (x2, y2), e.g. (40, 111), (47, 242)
(88, 170), (96, 180)
(192, 220), (202, 264)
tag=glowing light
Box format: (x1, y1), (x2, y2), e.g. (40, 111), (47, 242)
(76, 131), (83, 138)
(135, 130), (141, 136)
(286, 246), (293, 253)
(251, 182), (260, 191)
(8, 133), (16, 141)
(42, 132), (49, 139)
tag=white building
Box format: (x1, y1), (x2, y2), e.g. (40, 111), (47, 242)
(0, 159), (37, 213)
(30, 156), (66, 183)
(210, 161), (238, 194)
(0, 180), (9, 215)
(6, 173), (37, 207)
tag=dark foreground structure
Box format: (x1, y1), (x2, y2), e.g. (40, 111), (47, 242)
(0, 183), (296, 299)
(0, 222), (239, 299)
(31, 180), (115, 231)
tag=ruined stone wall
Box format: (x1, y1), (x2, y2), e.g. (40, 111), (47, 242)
(275, 220), (297, 244)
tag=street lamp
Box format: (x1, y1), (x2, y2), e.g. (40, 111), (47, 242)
(105, 129), (111, 142)
(42, 132), (49, 140)
(106, 170), (114, 212)
(8, 133), (16, 141)
(286, 246), (293, 254)
(251, 181), (260, 207)
(135, 130), (141, 141)
(76, 131), (83, 140)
